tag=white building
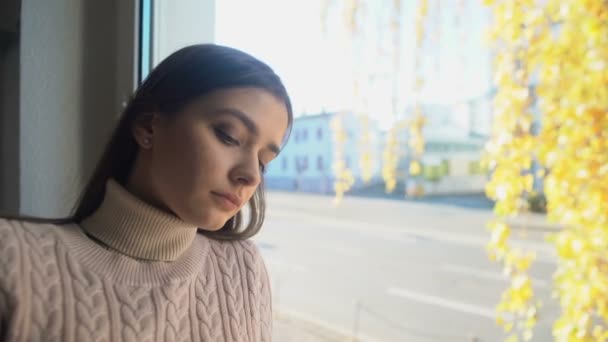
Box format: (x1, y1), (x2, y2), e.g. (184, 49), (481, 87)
(383, 98), (492, 196)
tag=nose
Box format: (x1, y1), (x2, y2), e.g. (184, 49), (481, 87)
(230, 153), (262, 187)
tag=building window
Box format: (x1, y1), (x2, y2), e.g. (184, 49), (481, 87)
(294, 131), (299, 143)
(317, 156), (324, 171)
(296, 156), (308, 172)
(282, 157), (288, 171)
(317, 127), (323, 140)
(302, 129), (308, 141)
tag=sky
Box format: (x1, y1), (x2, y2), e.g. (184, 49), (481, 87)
(214, 0), (493, 130)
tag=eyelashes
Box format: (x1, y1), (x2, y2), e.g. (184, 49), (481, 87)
(214, 127), (266, 173)
(214, 127), (240, 146)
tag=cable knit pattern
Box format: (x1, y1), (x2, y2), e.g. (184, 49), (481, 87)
(239, 241), (261, 340)
(67, 257), (109, 342)
(0, 179), (272, 342)
(261, 260), (273, 342)
(21, 226), (63, 342)
(192, 258), (224, 341)
(161, 282), (191, 342)
(0, 221), (20, 341)
(115, 285), (155, 342)
(210, 240), (249, 342)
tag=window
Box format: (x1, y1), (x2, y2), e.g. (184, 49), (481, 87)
(139, 0), (153, 83)
(148, 4), (513, 341)
(295, 156), (308, 172)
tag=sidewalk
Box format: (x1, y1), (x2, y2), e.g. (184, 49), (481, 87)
(506, 212), (563, 232)
(272, 309), (377, 342)
(273, 316), (350, 342)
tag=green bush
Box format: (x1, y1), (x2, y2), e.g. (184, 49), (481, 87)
(423, 165), (441, 182)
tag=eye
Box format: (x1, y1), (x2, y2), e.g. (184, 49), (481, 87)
(214, 128), (240, 146)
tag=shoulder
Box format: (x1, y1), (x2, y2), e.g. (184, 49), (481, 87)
(0, 218), (66, 286)
(0, 218), (34, 257)
(0, 219), (32, 294)
(206, 237), (269, 281)
(207, 238), (264, 265)
(0, 219), (22, 283)
(0, 217), (65, 250)
(0, 217), (19, 242)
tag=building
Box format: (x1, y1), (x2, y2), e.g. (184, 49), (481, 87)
(264, 111), (383, 194)
(387, 97), (491, 196)
(265, 97), (493, 196)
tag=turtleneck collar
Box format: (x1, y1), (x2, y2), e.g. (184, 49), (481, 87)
(79, 178), (198, 261)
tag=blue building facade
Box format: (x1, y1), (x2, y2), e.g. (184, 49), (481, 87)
(264, 111), (382, 193)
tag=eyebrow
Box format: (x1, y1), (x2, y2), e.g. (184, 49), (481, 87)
(213, 108), (281, 156)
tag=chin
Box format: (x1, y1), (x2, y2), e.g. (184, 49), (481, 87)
(201, 223), (227, 232)
(196, 215), (232, 232)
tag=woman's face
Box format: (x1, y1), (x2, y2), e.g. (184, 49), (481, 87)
(129, 87), (289, 230)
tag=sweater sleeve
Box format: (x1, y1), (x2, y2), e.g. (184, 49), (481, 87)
(258, 247), (273, 337)
(242, 240), (273, 341)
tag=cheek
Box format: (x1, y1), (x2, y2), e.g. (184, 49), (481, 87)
(155, 127), (212, 181)
(175, 127), (237, 183)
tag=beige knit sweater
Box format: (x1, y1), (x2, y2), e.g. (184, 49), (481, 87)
(0, 179), (272, 342)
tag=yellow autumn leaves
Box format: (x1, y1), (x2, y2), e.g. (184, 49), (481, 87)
(325, 0), (607, 340)
(331, 114), (355, 204)
(484, 0), (608, 340)
(382, 125), (400, 193)
(382, 0), (428, 196)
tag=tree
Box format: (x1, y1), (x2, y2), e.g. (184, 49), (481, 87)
(323, 0), (608, 339)
(484, 0), (608, 340)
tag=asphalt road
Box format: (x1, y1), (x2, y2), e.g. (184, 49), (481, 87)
(256, 192), (559, 342)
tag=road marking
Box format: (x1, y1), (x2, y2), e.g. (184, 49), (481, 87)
(387, 287), (496, 319)
(440, 263), (550, 288)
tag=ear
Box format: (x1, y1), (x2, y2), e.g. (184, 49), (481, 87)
(132, 112), (161, 149)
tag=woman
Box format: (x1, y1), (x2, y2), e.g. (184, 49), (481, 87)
(0, 44), (292, 341)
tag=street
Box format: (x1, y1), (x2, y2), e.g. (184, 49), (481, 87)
(256, 192), (559, 341)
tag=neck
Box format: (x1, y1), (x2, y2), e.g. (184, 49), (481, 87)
(80, 179), (198, 261)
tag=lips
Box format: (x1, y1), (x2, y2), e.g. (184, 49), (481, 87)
(211, 192), (242, 209)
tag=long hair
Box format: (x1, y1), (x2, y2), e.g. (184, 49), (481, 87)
(4, 44), (293, 241)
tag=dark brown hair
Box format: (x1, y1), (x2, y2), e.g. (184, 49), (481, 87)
(4, 44), (293, 240)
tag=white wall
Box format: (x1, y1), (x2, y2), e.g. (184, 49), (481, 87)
(2, 0), (217, 216)
(19, 0), (86, 216)
(13, 0), (138, 217)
